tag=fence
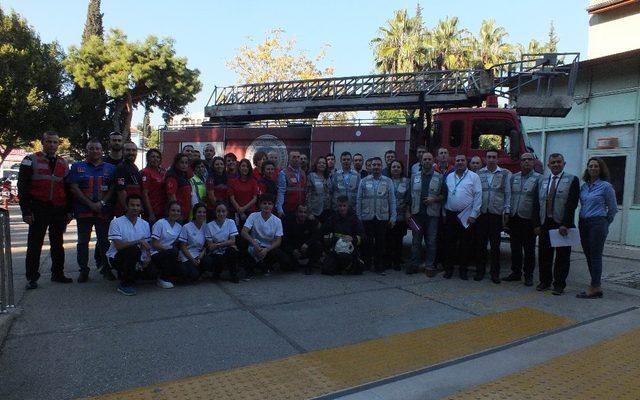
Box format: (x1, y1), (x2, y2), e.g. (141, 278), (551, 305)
(0, 208), (14, 313)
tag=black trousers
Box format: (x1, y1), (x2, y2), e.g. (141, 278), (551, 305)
(251, 247), (293, 272)
(434, 217), (447, 267)
(385, 221), (407, 265)
(444, 210), (473, 273)
(475, 213), (503, 278)
(25, 205), (67, 282)
(284, 239), (323, 269)
(322, 251), (362, 275)
(538, 218), (572, 289)
(109, 245), (142, 285)
(151, 248), (181, 281)
(205, 247), (239, 278)
(509, 215), (536, 278)
(363, 218), (388, 271)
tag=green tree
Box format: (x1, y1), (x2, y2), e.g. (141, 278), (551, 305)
(545, 21), (559, 53)
(67, 0), (111, 154)
(428, 16), (474, 70)
(0, 7), (68, 164)
(371, 7), (427, 74)
(473, 19), (513, 68)
(65, 29), (202, 140)
(228, 29), (352, 122)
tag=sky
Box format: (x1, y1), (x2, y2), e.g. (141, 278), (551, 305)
(2, 0), (589, 127)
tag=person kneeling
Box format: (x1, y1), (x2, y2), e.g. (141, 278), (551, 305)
(150, 201), (184, 289)
(106, 194), (154, 296)
(204, 202), (240, 283)
(321, 195), (364, 275)
(177, 203), (210, 282)
(241, 194), (291, 275)
(283, 204), (322, 275)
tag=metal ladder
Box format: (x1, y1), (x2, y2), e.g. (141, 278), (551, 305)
(205, 53), (579, 122)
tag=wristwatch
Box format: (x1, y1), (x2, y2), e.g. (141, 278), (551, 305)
(100, 200), (106, 207)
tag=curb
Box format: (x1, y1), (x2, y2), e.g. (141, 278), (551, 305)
(0, 307), (21, 351)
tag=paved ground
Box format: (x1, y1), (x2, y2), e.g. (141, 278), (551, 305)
(1, 205), (639, 400)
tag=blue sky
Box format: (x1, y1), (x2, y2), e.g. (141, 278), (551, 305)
(2, 0), (589, 126)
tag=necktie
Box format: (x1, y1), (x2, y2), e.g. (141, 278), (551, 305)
(546, 176), (558, 218)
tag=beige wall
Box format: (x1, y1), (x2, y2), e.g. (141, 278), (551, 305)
(588, 3), (640, 59)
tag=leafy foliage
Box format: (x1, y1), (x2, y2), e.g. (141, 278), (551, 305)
(0, 7), (68, 163)
(65, 29), (202, 140)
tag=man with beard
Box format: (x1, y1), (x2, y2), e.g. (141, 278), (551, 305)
(103, 131), (124, 165)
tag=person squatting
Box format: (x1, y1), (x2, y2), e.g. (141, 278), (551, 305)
(19, 132), (616, 298)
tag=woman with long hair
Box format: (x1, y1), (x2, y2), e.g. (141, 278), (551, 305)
(577, 157), (617, 299)
(206, 156), (229, 221)
(140, 148), (166, 225)
(228, 158), (259, 225)
(305, 156), (333, 222)
(165, 153), (192, 223)
(386, 160), (409, 270)
(257, 160), (278, 197)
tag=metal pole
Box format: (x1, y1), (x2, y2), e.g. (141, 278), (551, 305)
(3, 209), (12, 307)
(0, 210), (6, 312)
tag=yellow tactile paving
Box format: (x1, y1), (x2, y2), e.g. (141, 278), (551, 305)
(85, 307), (572, 400)
(447, 327), (640, 400)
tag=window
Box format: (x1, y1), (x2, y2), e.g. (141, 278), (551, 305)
(635, 138), (640, 204)
(601, 156), (625, 205)
(449, 120), (464, 148)
(471, 119), (515, 153)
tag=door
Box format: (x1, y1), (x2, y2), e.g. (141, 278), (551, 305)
(585, 152), (628, 243)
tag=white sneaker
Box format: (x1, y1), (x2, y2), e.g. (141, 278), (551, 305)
(157, 278), (174, 289)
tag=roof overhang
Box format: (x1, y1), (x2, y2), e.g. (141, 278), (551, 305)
(587, 0), (639, 14)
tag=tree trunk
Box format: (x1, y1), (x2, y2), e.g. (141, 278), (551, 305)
(112, 99), (124, 134)
(122, 92), (133, 141)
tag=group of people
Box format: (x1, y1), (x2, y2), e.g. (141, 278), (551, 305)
(18, 131), (617, 299)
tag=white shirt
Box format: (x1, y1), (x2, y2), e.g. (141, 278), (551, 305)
(205, 218), (238, 255)
(150, 218), (182, 256)
(445, 169), (482, 218)
(244, 211), (283, 248)
(106, 216), (151, 259)
(177, 221), (207, 262)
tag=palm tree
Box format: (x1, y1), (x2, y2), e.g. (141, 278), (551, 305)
(371, 8), (427, 74)
(427, 16), (473, 70)
(473, 19), (513, 68)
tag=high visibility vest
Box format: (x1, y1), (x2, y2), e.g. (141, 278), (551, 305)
(28, 152), (68, 207)
(283, 167), (306, 213)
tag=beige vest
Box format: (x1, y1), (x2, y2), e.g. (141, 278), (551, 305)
(537, 172), (576, 224)
(478, 167), (511, 215)
(510, 171), (540, 219)
(359, 175), (393, 221)
(409, 171), (443, 217)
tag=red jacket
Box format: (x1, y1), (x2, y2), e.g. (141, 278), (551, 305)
(283, 166), (306, 213)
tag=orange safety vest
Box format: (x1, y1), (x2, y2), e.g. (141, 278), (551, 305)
(283, 166), (306, 213)
(28, 152), (68, 207)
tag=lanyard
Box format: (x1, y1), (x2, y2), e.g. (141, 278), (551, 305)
(452, 171), (468, 195)
(343, 172), (351, 188)
(372, 178), (381, 191)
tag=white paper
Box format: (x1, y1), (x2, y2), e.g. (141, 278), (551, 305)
(457, 205), (473, 229)
(549, 228), (581, 248)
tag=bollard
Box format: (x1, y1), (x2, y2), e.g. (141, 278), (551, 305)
(0, 209), (13, 313)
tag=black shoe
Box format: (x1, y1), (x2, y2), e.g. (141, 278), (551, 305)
(405, 265), (418, 275)
(304, 267), (313, 275)
(536, 283), (551, 291)
(443, 271), (453, 279)
(491, 276), (501, 284)
(77, 272), (89, 283)
(25, 281), (38, 290)
(102, 269), (116, 281)
(551, 287), (564, 296)
(502, 273), (521, 282)
(51, 275), (73, 283)
(229, 276), (240, 284)
(459, 270), (468, 280)
(576, 291), (603, 299)
(473, 273), (484, 281)
(524, 277), (534, 287)
(425, 268), (438, 278)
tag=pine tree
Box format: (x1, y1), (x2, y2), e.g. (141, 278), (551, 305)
(82, 0), (103, 44)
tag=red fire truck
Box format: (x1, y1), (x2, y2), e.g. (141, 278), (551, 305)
(161, 53), (579, 172)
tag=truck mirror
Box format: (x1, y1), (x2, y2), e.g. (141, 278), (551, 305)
(509, 129), (521, 160)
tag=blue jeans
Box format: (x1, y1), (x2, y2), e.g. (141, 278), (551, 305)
(410, 215), (439, 268)
(579, 217), (609, 288)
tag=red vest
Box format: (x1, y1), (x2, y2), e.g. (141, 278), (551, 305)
(283, 167), (306, 213)
(29, 152), (68, 207)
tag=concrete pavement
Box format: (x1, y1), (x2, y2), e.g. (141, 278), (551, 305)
(1, 205), (639, 400)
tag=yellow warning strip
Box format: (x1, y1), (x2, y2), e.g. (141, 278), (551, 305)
(447, 326), (640, 400)
(85, 307), (572, 400)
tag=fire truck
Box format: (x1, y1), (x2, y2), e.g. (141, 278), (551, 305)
(161, 53), (579, 172)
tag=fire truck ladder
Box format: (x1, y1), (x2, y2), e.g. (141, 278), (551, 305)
(205, 53), (579, 122)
